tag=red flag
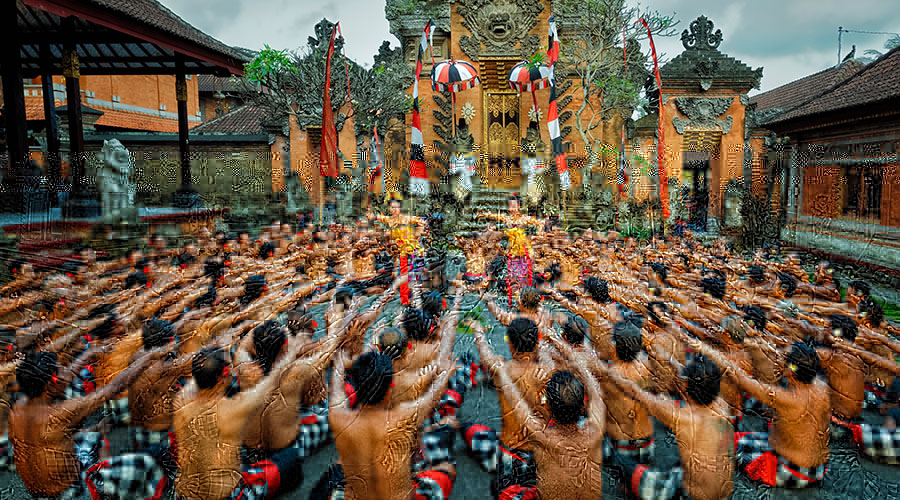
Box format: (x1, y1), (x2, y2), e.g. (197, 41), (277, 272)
(319, 23), (340, 178)
(636, 18), (669, 218)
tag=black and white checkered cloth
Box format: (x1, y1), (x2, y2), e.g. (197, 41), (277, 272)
(84, 453), (167, 500)
(0, 432), (13, 471)
(293, 401), (333, 457)
(104, 396), (130, 425)
(64, 364), (96, 400)
(602, 436), (656, 465)
(412, 424), (456, 473)
(460, 423), (498, 472)
(736, 432), (827, 487)
(850, 422), (900, 465)
(131, 427), (172, 452)
(607, 453), (682, 500)
(496, 442), (537, 493)
(422, 354), (478, 429)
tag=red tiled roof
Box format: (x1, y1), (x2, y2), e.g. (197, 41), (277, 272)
(769, 47), (900, 123)
(191, 104), (267, 135)
(749, 59), (865, 112)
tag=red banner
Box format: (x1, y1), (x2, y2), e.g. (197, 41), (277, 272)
(319, 23), (339, 178)
(637, 18), (669, 219)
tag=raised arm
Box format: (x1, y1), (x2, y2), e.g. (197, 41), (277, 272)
(685, 335), (784, 408)
(485, 295), (515, 326)
(410, 361), (458, 428)
(61, 347), (166, 423)
(548, 289), (592, 319)
(329, 350), (351, 412)
(834, 342), (900, 376)
(227, 338), (306, 419)
(589, 358), (682, 431)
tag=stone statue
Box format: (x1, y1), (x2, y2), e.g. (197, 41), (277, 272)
(97, 139), (135, 221)
(448, 119), (477, 203)
(520, 120), (546, 207)
(284, 169), (309, 216)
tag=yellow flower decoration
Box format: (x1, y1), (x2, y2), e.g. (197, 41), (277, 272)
(392, 226), (423, 256)
(505, 227), (533, 258)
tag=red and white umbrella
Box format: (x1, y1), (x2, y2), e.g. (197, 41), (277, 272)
(508, 61), (552, 109)
(431, 60), (480, 134)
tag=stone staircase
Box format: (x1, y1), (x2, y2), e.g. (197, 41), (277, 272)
(457, 187), (517, 232)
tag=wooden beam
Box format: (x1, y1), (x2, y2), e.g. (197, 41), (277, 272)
(176, 58), (192, 191)
(0, 0), (27, 212)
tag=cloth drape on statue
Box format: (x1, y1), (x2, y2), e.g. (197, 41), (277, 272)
(546, 15), (570, 191)
(319, 24), (339, 179)
(409, 21), (436, 197)
(636, 18), (670, 218)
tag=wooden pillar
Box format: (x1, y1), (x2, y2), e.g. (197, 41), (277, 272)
(40, 43), (61, 191)
(63, 42), (84, 186)
(0, 0), (27, 212)
(61, 17), (100, 218)
(173, 59), (200, 208)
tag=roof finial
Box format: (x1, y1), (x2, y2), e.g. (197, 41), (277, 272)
(681, 16), (723, 51)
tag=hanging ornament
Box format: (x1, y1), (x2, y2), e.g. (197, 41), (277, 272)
(461, 102), (476, 124)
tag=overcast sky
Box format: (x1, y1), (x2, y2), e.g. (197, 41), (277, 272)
(160, 0), (899, 95)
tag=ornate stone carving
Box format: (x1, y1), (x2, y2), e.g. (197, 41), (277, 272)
(660, 16), (763, 91)
(672, 97), (734, 134)
(681, 15), (723, 51)
(455, 0), (545, 61)
(723, 178), (745, 227)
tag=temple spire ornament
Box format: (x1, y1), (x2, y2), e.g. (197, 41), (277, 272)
(681, 15), (723, 51)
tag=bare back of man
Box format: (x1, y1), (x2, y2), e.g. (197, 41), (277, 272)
(605, 359), (654, 441)
(769, 379), (832, 468)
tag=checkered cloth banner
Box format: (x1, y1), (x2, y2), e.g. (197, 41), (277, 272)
(409, 21), (436, 197)
(545, 15), (570, 191)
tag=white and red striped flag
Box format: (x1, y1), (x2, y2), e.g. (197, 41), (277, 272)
(409, 20), (436, 197)
(546, 15), (570, 190)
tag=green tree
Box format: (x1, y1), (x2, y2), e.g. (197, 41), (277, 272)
(554, 0), (678, 175)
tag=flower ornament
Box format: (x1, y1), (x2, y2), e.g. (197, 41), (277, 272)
(528, 105), (543, 123)
(461, 102), (476, 125)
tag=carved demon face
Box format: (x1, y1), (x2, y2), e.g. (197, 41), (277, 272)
(482, 1), (517, 44)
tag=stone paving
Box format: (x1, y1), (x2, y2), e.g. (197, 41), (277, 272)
(1, 296), (900, 499)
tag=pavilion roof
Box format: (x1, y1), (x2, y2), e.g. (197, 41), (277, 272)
(12, 0), (248, 77)
(749, 59), (865, 114)
(766, 46), (900, 125)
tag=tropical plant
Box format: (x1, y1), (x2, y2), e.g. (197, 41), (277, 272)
(554, 0), (678, 174)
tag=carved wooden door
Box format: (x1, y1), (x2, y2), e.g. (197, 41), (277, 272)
(485, 92), (520, 189)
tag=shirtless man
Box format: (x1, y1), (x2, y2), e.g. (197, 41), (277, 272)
(460, 318), (553, 489)
(691, 338), (831, 489)
(546, 280), (616, 360)
(600, 321), (657, 464)
(485, 286), (552, 332)
(11, 347), (168, 499)
(593, 351), (735, 500)
(239, 318), (350, 463)
(321, 350), (458, 500)
(473, 322), (606, 500)
(171, 338), (308, 500)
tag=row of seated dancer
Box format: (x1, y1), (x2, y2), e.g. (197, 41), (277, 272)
(0, 221), (899, 500)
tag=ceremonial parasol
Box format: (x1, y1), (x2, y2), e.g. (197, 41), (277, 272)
(431, 60), (480, 134)
(508, 60), (552, 109)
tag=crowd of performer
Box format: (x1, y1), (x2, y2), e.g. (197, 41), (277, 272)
(1, 193), (899, 500)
